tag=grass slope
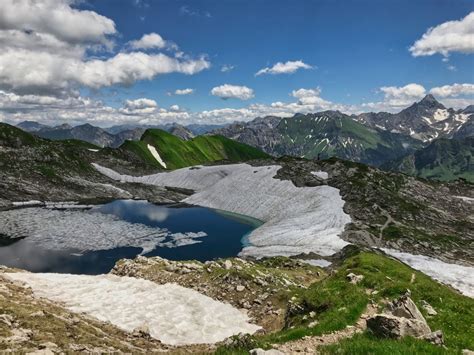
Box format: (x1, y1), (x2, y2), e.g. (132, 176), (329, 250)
(122, 129), (270, 170)
(217, 251), (474, 354)
(383, 137), (474, 182)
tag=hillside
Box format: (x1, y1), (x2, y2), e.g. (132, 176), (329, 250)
(383, 137), (474, 182)
(0, 123), (186, 205)
(214, 112), (421, 166)
(122, 129), (270, 170)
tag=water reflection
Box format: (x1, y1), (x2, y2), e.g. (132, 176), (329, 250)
(0, 200), (261, 274)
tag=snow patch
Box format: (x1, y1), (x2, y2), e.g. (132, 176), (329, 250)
(432, 109), (449, 122)
(87, 149), (99, 152)
(299, 259), (332, 267)
(12, 200), (42, 207)
(93, 163), (351, 258)
(454, 195), (474, 203)
(5, 273), (260, 345)
(311, 171), (329, 180)
(147, 144), (167, 169)
(382, 248), (474, 298)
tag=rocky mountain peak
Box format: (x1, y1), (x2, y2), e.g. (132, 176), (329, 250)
(417, 94), (444, 109)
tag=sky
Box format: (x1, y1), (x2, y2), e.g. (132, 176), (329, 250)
(0, 0), (473, 127)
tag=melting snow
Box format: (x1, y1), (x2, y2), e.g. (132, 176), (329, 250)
(5, 273), (260, 345)
(382, 248), (474, 298)
(12, 200), (42, 207)
(432, 109), (449, 122)
(454, 195), (474, 203)
(87, 149), (99, 152)
(0, 207), (207, 254)
(311, 171), (329, 180)
(93, 163), (351, 258)
(147, 144), (167, 169)
(299, 259), (332, 267)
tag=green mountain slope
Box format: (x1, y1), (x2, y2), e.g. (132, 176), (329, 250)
(273, 112), (422, 166)
(121, 129), (270, 170)
(383, 137), (474, 182)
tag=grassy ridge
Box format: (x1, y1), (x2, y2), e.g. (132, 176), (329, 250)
(275, 113), (421, 165)
(122, 129), (269, 170)
(217, 252), (474, 354)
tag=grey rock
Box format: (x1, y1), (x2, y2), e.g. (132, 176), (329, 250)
(419, 330), (444, 346)
(367, 314), (431, 339)
(346, 272), (364, 284)
(421, 300), (438, 316)
(132, 324), (151, 338)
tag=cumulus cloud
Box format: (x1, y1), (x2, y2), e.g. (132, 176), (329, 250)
(0, 1), (210, 97)
(124, 98), (157, 110)
(0, 49), (210, 95)
(0, 0), (116, 45)
(410, 12), (474, 57)
(174, 88), (194, 95)
(430, 83), (474, 97)
(211, 84), (254, 100)
(379, 83), (426, 107)
(128, 33), (167, 49)
(255, 60), (313, 76)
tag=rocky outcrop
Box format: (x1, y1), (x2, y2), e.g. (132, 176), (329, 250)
(367, 292), (443, 345)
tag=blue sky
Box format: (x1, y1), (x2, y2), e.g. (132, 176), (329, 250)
(0, 0), (473, 126)
(84, 0), (474, 110)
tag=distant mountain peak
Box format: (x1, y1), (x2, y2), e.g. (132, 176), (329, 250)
(462, 105), (474, 114)
(418, 94), (444, 108)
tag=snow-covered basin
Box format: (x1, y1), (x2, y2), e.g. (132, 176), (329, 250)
(5, 272), (260, 345)
(93, 163), (351, 258)
(382, 248), (474, 298)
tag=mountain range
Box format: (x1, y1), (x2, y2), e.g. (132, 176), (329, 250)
(15, 121), (217, 148)
(11, 95), (474, 181)
(355, 94), (471, 142)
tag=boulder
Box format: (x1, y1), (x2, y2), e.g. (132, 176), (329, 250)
(388, 293), (427, 324)
(367, 314), (431, 339)
(367, 293), (433, 340)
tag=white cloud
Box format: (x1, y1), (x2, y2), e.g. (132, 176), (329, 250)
(0, 0), (116, 45)
(379, 83), (426, 107)
(0, 1), (210, 97)
(124, 98), (157, 110)
(430, 83), (474, 97)
(221, 64), (235, 72)
(170, 104), (180, 111)
(211, 84), (254, 100)
(0, 49), (210, 95)
(128, 33), (167, 49)
(256, 60), (313, 76)
(410, 12), (474, 57)
(174, 88), (194, 95)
